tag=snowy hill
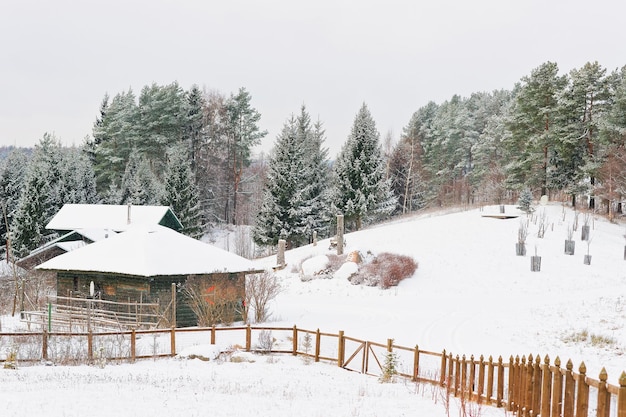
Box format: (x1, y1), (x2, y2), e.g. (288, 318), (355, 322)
(255, 203), (626, 381)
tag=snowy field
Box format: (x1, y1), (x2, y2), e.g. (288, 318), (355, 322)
(3, 202), (626, 416)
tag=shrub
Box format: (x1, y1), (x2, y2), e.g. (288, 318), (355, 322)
(352, 253), (418, 289)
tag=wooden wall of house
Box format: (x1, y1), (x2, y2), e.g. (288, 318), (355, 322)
(56, 271), (247, 327)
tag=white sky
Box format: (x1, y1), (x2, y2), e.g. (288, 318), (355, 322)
(1, 0), (624, 157)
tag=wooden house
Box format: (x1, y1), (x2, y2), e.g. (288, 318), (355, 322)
(36, 224), (262, 327)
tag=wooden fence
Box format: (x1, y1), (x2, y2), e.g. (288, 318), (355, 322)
(20, 295), (161, 332)
(1, 325), (625, 417)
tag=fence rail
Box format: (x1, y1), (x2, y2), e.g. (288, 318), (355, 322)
(1, 325), (625, 417)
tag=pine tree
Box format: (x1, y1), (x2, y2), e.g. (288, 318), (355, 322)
(58, 146), (98, 205)
(11, 134), (64, 257)
(161, 145), (203, 238)
(505, 62), (567, 196)
(330, 104), (396, 231)
(254, 106), (330, 248)
(297, 107), (330, 239)
(224, 88), (267, 224)
(93, 89), (139, 194)
(0, 149), (29, 255)
(119, 150), (162, 205)
(253, 116), (309, 247)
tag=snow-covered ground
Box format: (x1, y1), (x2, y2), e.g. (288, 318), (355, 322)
(3, 202), (626, 417)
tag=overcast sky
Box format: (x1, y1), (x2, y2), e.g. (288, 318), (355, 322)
(1, 0), (625, 158)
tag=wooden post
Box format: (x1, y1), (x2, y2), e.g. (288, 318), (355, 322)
(87, 330), (93, 363)
(171, 283), (177, 327)
(448, 353), (454, 392)
(440, 349), (447, 386)
(131, 330), (136, 362)
(277, 239), (286, 268)
(292, 326), (298, 356)
(540, 355), (552, 417)
(468, 355), (476, 400)
(576, 362), (589, 417)
(477, 355), (485, 404)
(461, 355), (468, 398)
(508, 356), (518, 411)
(312, 231), (317, 246)
(42, 330), (48, 361)
(412, 345), (420, 382)
(386, 338), (393, 353)
(245, 324), (251, 352)
(596, 368), (610, 417)
(337, 330), (345, 367)
(336, 214), (344, 256)
(486, 355), (494, 403)
(617, 371), (626, 417)
(532, 354), (542, 415)
(496, 356), (504, 407)
(211, 325), (216, 345)
(563, 359), (575, 417)
(170, 327), (176, 356)
(454, 355), (461, 397)
(315, 329), (321, 362)
(552, 357), (563, 417)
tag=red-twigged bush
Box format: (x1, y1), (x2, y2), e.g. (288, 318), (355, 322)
(351, 252), (418, 289)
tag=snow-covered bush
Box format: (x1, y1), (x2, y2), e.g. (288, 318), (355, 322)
(350, 253), (417, 288)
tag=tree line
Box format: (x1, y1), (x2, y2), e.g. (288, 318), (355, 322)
(2, 60), (626, 259)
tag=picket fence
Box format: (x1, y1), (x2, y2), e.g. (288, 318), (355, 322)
(1, 325), (625, 417)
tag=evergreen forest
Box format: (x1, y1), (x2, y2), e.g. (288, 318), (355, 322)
(2, 61), (626, 259)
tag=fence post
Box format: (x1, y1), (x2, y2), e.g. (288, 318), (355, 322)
(211, 325), (216, 345)
(499, 356), (506, 407)
(130, 329), (136, 362)
(540, 355), (552, 417)
(87, 330), (93, 363)
(507, 355), (516, 411)
(477, 355), (485, 404)
(532, 354), (542, 415)
(170, 327), (176, 356)
(563, 359), (575, 417)
(440, 349), (447, 386)
(412, 345), (419, 382)
(468, 355), (476, 400)
(246, 324), (251, 352)
(315, 329), (321, 362)
(617, 371), (626, 417)
(42, 330), (48, 361)
(552, 357), (563, 417)
(337, 330), (345, 367)
(576, 362), (589, 417)
(596, 368), (610, 417)
(486, 355), (494, 403)
(454, 355), (461, 397)
(292, 326), (298, 356)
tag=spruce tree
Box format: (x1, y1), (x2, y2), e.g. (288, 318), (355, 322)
(161, 145), (203, 238)
(253, 116), (308, 248)
(330, 104), (395, 231)
(0, 149), (29, 254)
(11, 134), (64, 256)
(119, 150), (162, 205)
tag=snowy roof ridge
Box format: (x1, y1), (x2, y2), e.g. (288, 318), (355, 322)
(36, 224), (259, 276)
(46, 204), (182, 232)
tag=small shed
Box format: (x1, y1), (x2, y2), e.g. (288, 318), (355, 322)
(36, 224), (262, 327)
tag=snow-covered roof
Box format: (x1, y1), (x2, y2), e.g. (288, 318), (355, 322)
(36, 224), (258, 277)
(46, 204), (182, 232)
